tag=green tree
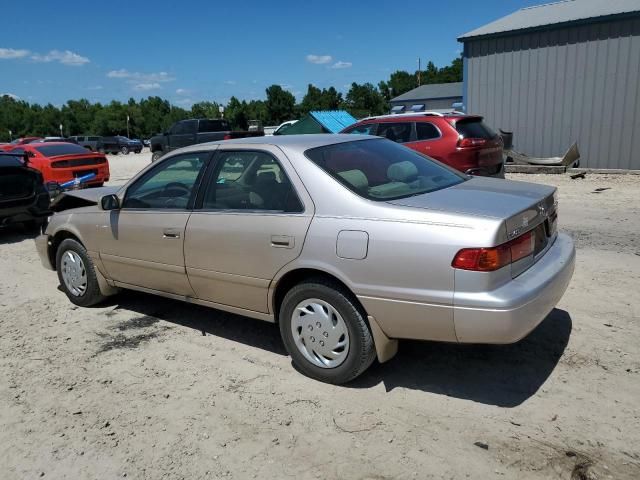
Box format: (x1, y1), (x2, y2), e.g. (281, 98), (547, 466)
(345, 83), (387, 117)
(265, 85), (295, 124)
(191, 101), (221, 119)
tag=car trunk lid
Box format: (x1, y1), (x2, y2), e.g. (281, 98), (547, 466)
(388, 176), (558, 277)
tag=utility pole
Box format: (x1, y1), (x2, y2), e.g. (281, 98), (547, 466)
(8, 129), (12, 141)
(417, 57), (421, 86)
(59, 124), (63, 137)
(126, 115), (130, 138)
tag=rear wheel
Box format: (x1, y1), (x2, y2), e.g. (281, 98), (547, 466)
(279, 278), (376, 384)
(120, 146), (129, 155)
(56, 238), (107, 307)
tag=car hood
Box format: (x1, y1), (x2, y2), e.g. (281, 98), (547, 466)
(50, 185), (119, 212)
(387, 176), (555, 219)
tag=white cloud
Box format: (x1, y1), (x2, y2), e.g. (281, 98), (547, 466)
(133, 83), (161, 91)
(175, 98), (193, 106)
(330, 61), (352, 69)
(87, 85), (103, 90)
(306, 54), (332, 65)
(0, 48), (30, 59)
(176, 88), (189, 95)
(107, 69), (174, 83)
(1, 92), (20, 100)
(224, 80), (237, 85)
(31, 49), (89, 66)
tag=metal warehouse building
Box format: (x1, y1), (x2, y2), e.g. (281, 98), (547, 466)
(459, 0), (640, 170)
(389, 83), (463, 113)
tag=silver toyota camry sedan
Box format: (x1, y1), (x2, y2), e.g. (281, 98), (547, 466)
(36, 135), (575, 384)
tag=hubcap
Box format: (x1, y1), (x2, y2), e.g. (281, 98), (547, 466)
(60, 250), (87, 297)
(291, 298), (349, 368)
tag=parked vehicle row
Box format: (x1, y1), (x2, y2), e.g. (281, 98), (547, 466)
(37, 135), (574, 384)
(71, 136), (144, 155)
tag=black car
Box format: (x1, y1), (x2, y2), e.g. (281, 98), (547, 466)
(0, 152), (50, 231)
(98, 136), (143, 155)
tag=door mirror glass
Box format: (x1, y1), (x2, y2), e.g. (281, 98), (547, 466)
(101, 194), (120, 210)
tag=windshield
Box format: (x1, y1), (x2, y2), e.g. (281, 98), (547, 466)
(305, 138), (465, 201)
(34, 144), (91, 156)
(455, 118), (497, 139)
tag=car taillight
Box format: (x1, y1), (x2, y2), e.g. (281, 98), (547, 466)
(452, 231), (536, 272)
(223, 134), (232, 140)
(457, 137), (487, 148)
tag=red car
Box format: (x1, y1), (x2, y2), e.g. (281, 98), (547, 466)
(0, 137), (42, 151)
(6, 142), (110, 186)
(341, 112), (504, 177)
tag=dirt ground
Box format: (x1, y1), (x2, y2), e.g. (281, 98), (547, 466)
(1, 152), (639, 479)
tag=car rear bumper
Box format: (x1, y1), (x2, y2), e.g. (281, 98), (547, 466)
(452, 232), (575, 343)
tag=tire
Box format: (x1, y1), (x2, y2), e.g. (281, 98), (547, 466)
(151, 151), (163, 162)
(55, 238), (107, 307)
(279, 278), (376, 384)
(120, 146), (129, 155)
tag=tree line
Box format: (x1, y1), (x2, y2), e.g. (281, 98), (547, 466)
(0, 58), (461, 141)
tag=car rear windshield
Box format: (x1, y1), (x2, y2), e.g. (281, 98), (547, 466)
(305, 138), (465, 201)
(455, 118), (496, 139)
(34, 144), (90, 156)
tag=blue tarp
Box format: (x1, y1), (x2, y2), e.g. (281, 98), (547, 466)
(309, 110), (357, 133)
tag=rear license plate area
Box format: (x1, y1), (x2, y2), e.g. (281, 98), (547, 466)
(73, 169), (97, 178)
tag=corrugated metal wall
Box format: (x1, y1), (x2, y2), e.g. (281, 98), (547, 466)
(464, 16), (640, 169)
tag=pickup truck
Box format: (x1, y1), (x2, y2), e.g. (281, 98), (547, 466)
(150, 118), (264, 162)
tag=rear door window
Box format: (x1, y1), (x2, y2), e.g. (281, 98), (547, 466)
(376, 122), (413, 143)
(201, 151), (303, 212)
(171, 120), (197, 135)
(415, 122), (440, 141)
(198, 120), (229, 133)
(455, 119), (496, 139)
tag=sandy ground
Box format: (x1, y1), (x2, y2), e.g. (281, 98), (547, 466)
(1, 152), (639, 479)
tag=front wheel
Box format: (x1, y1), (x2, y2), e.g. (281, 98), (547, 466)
(279, 279), (376, 384)
(56, 238), (107, 307)
(120, 146), (129, 155)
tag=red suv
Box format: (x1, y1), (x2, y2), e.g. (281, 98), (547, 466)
(341, 112), (504, 178)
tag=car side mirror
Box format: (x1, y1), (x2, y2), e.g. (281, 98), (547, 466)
(101, 194), (120, 210)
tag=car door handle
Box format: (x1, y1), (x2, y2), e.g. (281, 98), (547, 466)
(271, 235), (294, 248)
(163, 228), (181, 239)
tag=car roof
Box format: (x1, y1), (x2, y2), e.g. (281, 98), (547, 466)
(358, 112), (482, 123)
(205, 133), (371, 149)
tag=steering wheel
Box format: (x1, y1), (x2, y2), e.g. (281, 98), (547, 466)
(163, 182), (190, 195)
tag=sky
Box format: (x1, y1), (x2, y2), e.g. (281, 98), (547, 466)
(0, 0), (542, 107)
